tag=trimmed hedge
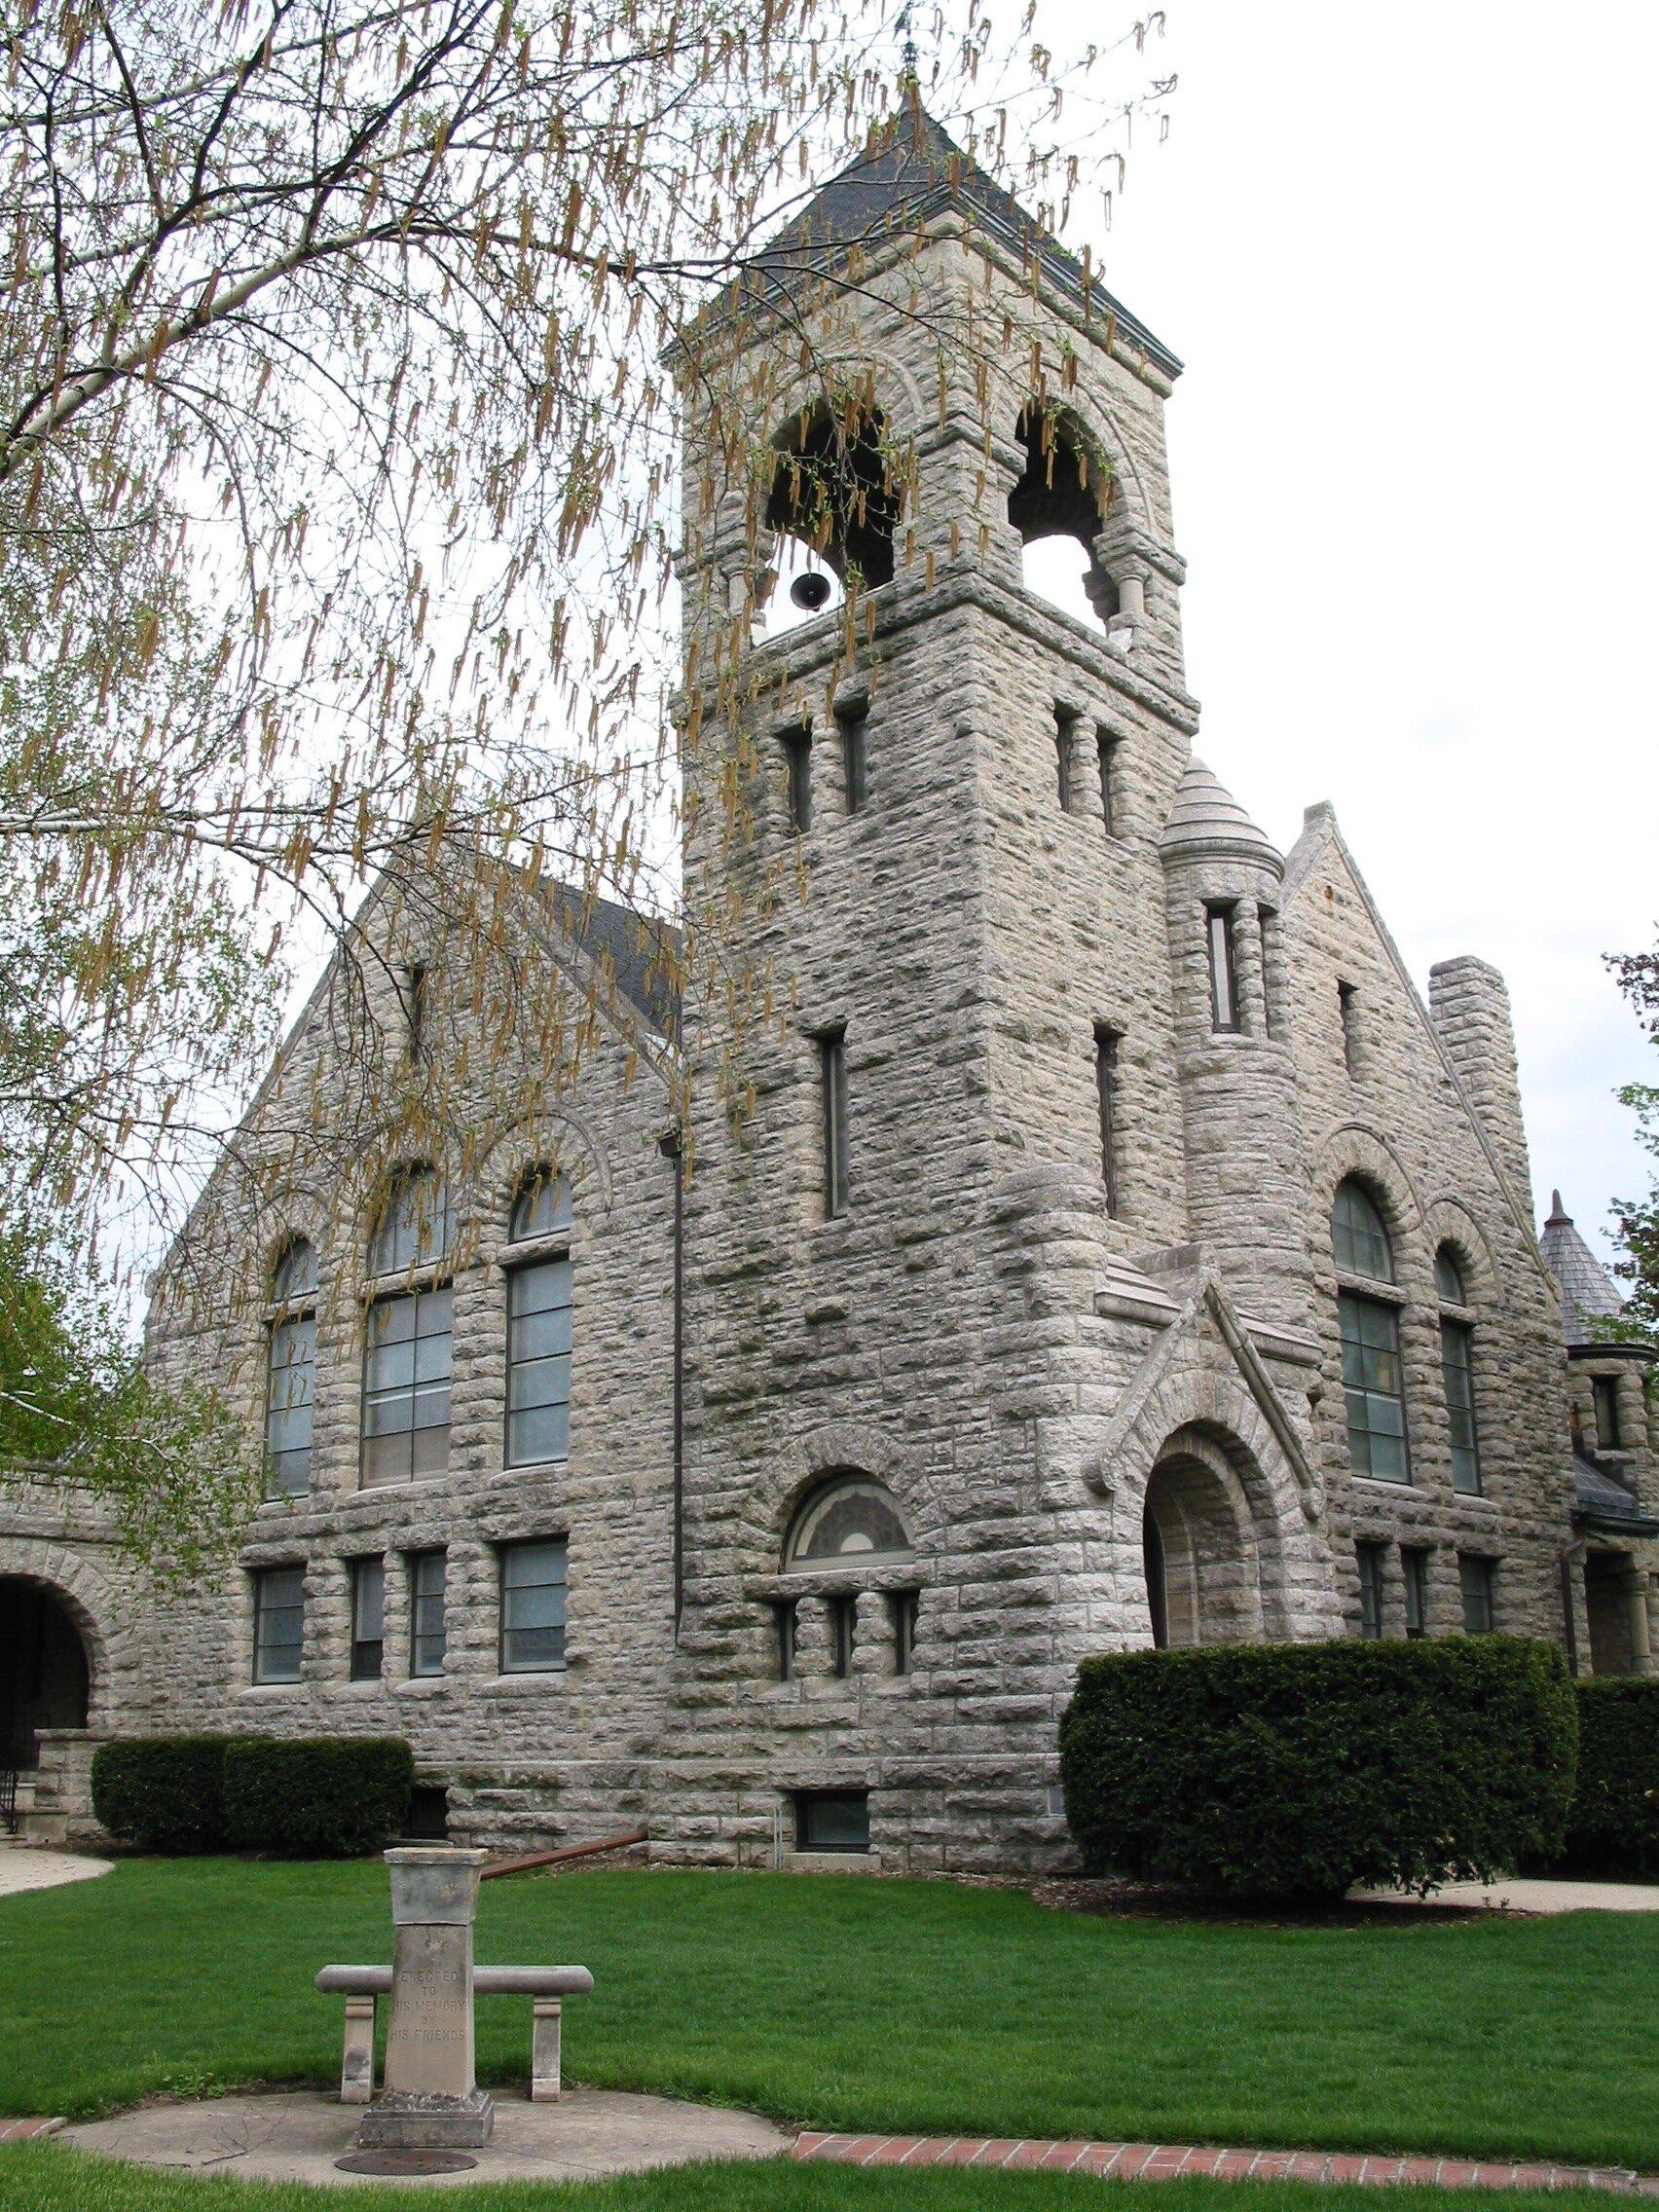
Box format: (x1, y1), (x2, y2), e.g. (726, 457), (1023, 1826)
(222, 1736), (413, 1858)
(1058, 1636), (1577, 1900)
(92, 1733), (413, 1857)
(92, 1736), (231, 1854)
(1561, 1678), (1659, 1877)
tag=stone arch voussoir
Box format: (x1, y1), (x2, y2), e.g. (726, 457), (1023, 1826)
(0, 1536), (135, 1727)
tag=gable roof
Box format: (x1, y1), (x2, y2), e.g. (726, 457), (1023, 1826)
(721, 100), (1181, 378)
(542, 880), (681, 1039)
(1538, 1191), (1626, 1347)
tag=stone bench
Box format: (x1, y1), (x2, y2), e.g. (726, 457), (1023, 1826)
(315, 1964), (594, 2105)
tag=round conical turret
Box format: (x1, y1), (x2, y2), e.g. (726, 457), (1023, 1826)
(1160, 757), (1281, 871)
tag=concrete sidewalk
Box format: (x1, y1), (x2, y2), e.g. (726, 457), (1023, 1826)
(0, 1845), (112, 1899)
(1357, 1876), (1659, 1913)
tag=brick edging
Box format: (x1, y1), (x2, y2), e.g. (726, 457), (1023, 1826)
(793, 2131), (1659, 2195)
(0, 2120), (63, 2145)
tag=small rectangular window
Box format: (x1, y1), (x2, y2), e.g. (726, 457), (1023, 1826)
(499, 1538), (568, 1674)
(818, 1025), (850, 1219)
(252, 1565), (305, 1684)
(350, 1556), (385, 1680)
(782, 726), (812, 833)
(1206, 904), (1240, 1032)
(830, 1593), (856, 1679)
(1257, 907), (1278, 1038)
(506, 1255), (573, 1468)
(774, 1600), (797, 1682)
(1093, 1022), (1122, 1218)
(1097, 728), (1122, 838)
(838, 703), (867, 814)
(1340, 1291), (1410, 1482)
(403, 962), (428, 1060)
(1592, 1374), (1623, 1453)
(1356, 1541), (1385, 1641)
(408, 1549), (447, 1677)
(1054, 709), (1076, 813)
(1338, 980), (1359, 1079)
(1441, 1318), (1482, 1494)
(891, 1590), (919, 1676)
(1402, 1547), (1429, 1640)
(795, 1789), (869, 1853)
(264, 1313), (315, 1499)
(1458, 1554), (1495, 1635)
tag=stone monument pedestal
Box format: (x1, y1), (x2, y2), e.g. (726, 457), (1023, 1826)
(354, 1847), (495, 2151)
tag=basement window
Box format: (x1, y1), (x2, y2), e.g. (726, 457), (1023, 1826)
(795, 1789), (869, 1854)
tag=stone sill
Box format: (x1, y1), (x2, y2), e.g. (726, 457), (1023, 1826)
(780, 1850), (882, 1875)
(477, 1672), (569, 1697)
(236, 1684), (306, 1701)
(391, 1677), (452, 1698)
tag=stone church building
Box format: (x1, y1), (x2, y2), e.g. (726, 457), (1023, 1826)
(3, 109), (1653, 1862)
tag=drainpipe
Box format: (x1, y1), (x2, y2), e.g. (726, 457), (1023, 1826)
(658, 1125), (685, 1641)
(1559, 1535), (1586, 1676)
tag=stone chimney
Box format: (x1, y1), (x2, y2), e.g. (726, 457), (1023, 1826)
(1427, 956), (1532, 1207)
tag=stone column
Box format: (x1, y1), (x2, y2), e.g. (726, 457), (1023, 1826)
(1629, 1567), (1653, 1676)
(355, 1847), (494, 2149)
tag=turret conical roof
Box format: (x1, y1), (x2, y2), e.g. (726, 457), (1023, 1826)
(1160, 758), (1281, 871)
(1538, 1191), (1628, 1348)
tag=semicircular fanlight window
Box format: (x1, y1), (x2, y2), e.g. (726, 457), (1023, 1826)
(784, 1476), (913, 1570)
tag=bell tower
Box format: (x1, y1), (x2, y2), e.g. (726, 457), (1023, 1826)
(658, 105), (1276, 1872)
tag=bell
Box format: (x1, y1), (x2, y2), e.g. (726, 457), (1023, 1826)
(790, 571), (832, 612)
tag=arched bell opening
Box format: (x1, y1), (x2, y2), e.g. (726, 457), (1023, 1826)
(758, 393), (903, 639)
(0, 1577), (92, 1770)
(1008, 404), (1117, 632)
(1141, 1440), (1266, 1649)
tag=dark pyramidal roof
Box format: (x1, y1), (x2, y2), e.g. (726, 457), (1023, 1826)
(544, 881), (680, 1039)
(735, 100), (1181, 379)
(1538, 1191), (1626, 1347)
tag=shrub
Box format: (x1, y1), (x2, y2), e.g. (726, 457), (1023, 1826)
(1561, 1678), (1659, 1876)
(222, 1736), (413, 1857)
(1057, 1637), (1577, 1900)
(92, 1736), (231, 1853)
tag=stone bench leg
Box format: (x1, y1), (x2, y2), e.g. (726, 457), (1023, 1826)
(341, 1995), (377, 2105)
(531, 1999), (562, 2101)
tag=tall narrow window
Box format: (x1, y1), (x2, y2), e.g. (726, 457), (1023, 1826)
(1402, 1547), (1429, 1639)
(1097, 728), (1121, 838)
(1593, 1374), (1623, 1453)
(774, 1600), (797, 1682)
(252, 1565), (305, 1683)
(837, 702), (867, 814)
(1340, 1293), (1410, 1481)
(408, 1550), (447, 1676)
(1206, 904), (1240, 1032)
(892, 1590), (919, 1676)
(1356, 1541), (1385, 1640)
(350, 1556), (385, 1680)
(505, 1170), (574, 1468)
(782, 725), (812, 833)
(403, 962), (428, 1060)
(830, 1594), (856, 1679)
(1458, 1554), (1495, 1635)
(1093, 1022), (1122, 1218)
(818, 1025), (849, 1219)
(1338, 980), (1359, 1079)
(363, 1285), (453, 1485)
(498, 1539), (568, 1674)
(1054, 709), (1076, 813)
(265, 1239), (317, 1500)
(1436, 1247), (1481, 1495)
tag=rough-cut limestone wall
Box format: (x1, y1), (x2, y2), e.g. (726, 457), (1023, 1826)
(1427, 958), (1534, 1219)
(120, 878), (680, 1853)
(1281, 816), (1575, 1648)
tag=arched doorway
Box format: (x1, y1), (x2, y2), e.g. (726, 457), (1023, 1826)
(0, 1577), (91, 1771)
(1141, 1433), (1266, 1648)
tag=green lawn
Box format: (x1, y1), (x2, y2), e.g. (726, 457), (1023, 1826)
(1, 1861), (1654, 2171)
(0, 2151), (1638, 2212)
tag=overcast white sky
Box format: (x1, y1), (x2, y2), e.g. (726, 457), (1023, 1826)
(1047, 0), (1657, 1262)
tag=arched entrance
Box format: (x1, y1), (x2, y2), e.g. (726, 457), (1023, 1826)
(1141, 1432), (1266, 1648)
(0, 1577), (91, 1771)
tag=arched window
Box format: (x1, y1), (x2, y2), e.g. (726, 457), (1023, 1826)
(504, 1167), (573, 1467)
(1332, 1178), (1393, 1282)
(265, 1239), (316, 1499)
(1332, 1179), (1408, 1483)
(784, 1475), (913, 1568)
(368, 1166), (454, 1277)
(362, 1169), (455, 1488)
(1436, 1243), (1481, 1495)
